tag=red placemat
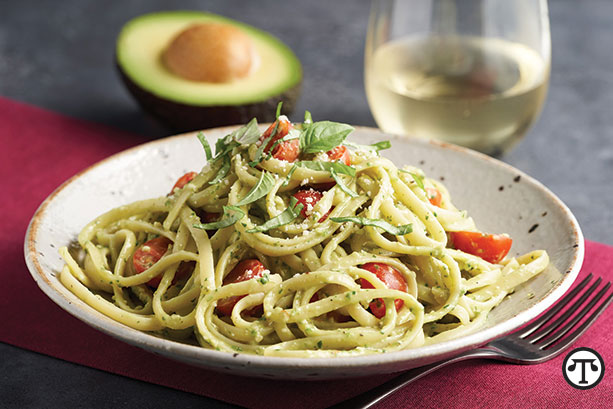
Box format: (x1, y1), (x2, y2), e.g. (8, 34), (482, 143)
(1, 97), (611, 408)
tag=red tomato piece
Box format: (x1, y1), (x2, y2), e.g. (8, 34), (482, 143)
(360, 263), (408, 318)
(133, 237), (172, 288)
(258, 118), (300, 162)
(292, 189), (332, 222)
(259, 118), (293, 152)
(216, 259), (267, 316)
(326, 145), (351, 166)
(170, 171), (197, 194)
(450, 231), (512, 264)
(133, 237), (193, 288)
(426, 187), (442, 207)
(272, 138), (300, 162)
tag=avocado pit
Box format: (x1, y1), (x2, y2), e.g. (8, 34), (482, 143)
(162, 23), (259, 83)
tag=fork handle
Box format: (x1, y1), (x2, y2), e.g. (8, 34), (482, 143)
(330, 349), (494, 409)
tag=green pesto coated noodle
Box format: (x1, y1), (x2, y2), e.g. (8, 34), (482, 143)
(60, 115), (549, 357)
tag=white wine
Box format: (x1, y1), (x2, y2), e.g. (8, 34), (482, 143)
(365, 36), (550, 155)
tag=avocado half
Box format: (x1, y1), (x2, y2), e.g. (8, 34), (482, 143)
(116, 11), (302, 131)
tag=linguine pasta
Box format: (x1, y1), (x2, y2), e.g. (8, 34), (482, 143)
(59, 110), (549, 357)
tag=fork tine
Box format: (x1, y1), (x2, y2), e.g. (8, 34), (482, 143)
(545, 287), (613, 355)
(526, 277), (602, 343)
(520, 273), (593, 338)
(537, 282), (612, 349)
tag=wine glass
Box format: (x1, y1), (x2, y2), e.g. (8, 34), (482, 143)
(364, 0), (551, 156)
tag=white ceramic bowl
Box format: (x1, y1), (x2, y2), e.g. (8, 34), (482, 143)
(24, 126), (584, 379)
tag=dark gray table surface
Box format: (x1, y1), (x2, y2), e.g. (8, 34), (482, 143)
(2, 1), (612, 408)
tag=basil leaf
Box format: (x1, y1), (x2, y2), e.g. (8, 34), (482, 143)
(249, 122), (279, 167)
(214, 133), (233, 157)
(246, 197), (304, 233)
(212, 118), (260, 162)
(330, 216), (413, 236)
(249, 136), (271, 167)
(275, 102), (283, 119)
(193, 206), (244, 230)
(235, 171), (275, 206)
(213, 140), (239, 162)
(342, 141), (371, 152)
(343, 140), (390, 153)
(400, 170), (425, 191)
(209, 155), (231, 185)
(304, 110), (313, 125)
(283, 128), (301, 141)
(300, 121), (354, 154)
(197, 132), (213, 161)
(370, 141), (391, 151)
(330, 168), (358, 198)
(296, 160), (356, 177)
(282, 163), (298, 186)
(231, 117), (261, 145)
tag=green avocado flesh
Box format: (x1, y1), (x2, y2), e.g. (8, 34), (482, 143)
(116, 11), (302, 130)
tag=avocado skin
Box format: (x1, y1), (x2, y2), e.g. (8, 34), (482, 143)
(117, 62), (301, 132)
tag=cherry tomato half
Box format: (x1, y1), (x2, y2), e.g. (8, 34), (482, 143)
(133, 237), (171, 287)
(132, 237), (193, 288)
(272, 138), (300, 162)
(292, 189), (332, 222)
(216, 259), (267, 316)
(260, 118), (293, 152)
(426, 187), (442, 207)
(449, 231), (512, 264)
(258, 118), (300, 162)
(360, 262), (408, 318)
(170, 171), (197, 194)
(326, 145), (351, 166)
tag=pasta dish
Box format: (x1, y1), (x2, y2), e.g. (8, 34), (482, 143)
(59, 107), (549, 357)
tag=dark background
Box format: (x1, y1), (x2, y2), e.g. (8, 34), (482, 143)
(1, 1), (612, 408)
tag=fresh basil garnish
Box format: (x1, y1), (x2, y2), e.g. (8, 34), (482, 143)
(296, 160), (356, 177)
(193, 206), (245, 230)
(212, 118), (260, 162)
(275, 102), (283, 119)
(246, 197), (304, 233)
(304, 110), (313, 125)
(235, 171), (275, 206)
(213, 138), (239, 162)
(399, 170), (425, 192)
(299, 121), (354, 154)
(209, 156), (231, 185)
(330, 216), (413, 235)
(282, 163), (298, 186)
(343, 140), (391, 153)
(231, 118), (261, 145)
(249, 121), (279, 167)
(370, 141), (391, 151)
(330, 168), (358, 198)
(197, 132), (213, 161)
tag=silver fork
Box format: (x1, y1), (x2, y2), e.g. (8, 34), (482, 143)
(331, 273), (613, 409)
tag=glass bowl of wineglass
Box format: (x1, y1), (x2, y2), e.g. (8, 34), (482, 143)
(365, 0), (551, 156)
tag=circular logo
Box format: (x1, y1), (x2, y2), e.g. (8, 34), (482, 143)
(562, 347), (605, 390)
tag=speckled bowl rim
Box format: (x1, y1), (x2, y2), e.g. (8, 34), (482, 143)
(24, 126), (584, 379)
